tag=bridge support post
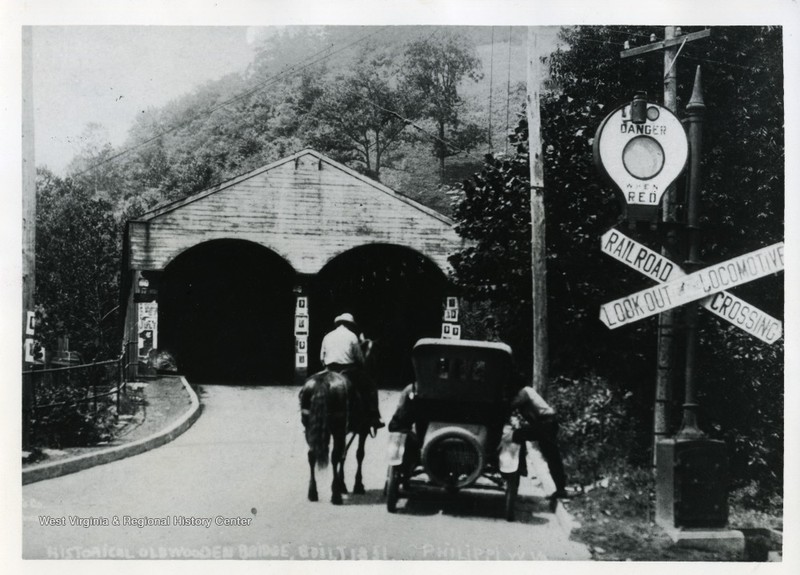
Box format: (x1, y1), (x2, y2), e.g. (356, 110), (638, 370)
(130, 270), (159, 378)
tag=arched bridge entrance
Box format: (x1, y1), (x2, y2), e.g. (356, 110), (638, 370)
(122, 149), (464, 384)
(311, 244), (448, 386)
(159, 240), (296, 383)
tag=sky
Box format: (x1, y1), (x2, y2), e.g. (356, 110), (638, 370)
(32, 27), (260, 175)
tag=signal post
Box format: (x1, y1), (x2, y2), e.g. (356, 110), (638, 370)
(621, 27), (710, 457)
(593, 66), (782, 552)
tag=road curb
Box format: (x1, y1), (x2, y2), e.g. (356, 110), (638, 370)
(22, 376), (201, 485)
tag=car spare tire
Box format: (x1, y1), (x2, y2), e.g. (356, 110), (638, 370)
(421, 422), (488, 489)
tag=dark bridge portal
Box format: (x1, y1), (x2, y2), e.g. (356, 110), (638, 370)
(311, 244), (448, 388)
(159, 240), (296, 383)
(123, 150), (464, 384)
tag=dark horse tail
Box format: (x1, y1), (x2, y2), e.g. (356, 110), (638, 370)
(307, 375), (331, 468)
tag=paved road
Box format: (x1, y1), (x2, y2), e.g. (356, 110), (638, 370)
(23, 384), (589, 560)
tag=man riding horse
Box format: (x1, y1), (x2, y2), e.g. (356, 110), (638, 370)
(299, 312), (382, 504)
(319, 313), (384, 433)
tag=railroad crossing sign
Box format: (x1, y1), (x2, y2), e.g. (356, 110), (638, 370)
(600, 238), (784, 331)
(600, 229), (782, 343)
(594, 96), (689, 223)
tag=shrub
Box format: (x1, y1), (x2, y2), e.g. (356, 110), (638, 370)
(550, 374), (637, 486)
(30, 364), (126, 448)
(33, 400), (117, 448)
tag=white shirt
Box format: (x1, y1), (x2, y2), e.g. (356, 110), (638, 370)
(320, 325), (364, 366)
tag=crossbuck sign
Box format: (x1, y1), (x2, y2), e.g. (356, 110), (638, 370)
(599, 230), (782, 343)
(599, 233), (784, 341)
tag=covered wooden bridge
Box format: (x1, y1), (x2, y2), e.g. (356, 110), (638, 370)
(121, 149), (464, 385)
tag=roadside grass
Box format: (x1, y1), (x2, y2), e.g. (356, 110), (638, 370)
(561, 468), (782, 562)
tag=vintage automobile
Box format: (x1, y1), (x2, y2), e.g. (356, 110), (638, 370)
(384, 338), (525, 521)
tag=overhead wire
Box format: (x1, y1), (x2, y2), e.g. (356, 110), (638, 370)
(354, 95), (468, 156)
(371, 26), (757, 160)
(679, 54), (751, 71)
(70, 26), (392, 179)
(610, 27), (753, 71)
(262, 24), (483, 163)
(349, 26), (493, 158)
(74, 26), (754, 182)
(566, 29), (753, 72)
(264, 25), (473, 162)
(300, 25), (470, 159)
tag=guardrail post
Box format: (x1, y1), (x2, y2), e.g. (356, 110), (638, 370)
(24, 351), (133, 441)
(127, 341), (138, 381)
(117, 354), (122, 413)
(92, 364), (99, 413)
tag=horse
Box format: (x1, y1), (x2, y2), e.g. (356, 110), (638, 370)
(299, 340), (375, 505)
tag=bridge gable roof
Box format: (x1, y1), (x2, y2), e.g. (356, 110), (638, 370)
(128, 149), (462, 275)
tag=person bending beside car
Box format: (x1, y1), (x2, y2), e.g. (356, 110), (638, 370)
(508, 385), (569, 499)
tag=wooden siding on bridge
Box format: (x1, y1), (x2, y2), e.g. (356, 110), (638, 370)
(127, 150), (463, 275)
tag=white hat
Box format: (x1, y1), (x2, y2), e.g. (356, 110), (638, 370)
(334, 313), (357, 326)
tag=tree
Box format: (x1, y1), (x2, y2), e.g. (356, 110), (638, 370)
(121, 109), (174, 196)
(543, 27), (784, 495)
(248, 26), (344, 81)
(66, 123), (128, 203)
(402, 32), (485, 182)
(57, 28), (497, 214)
(306, 44), (414, 180)
(35, 168), (122, 361)
(451, 26), (784, 496)
(449, 139), (534, 374)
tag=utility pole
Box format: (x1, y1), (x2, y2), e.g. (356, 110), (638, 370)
(487, 26), (494, 152)
(621, 26), (709, 460)
(655, 25), (682, 464)
(22, 27), (36, 449)
(22, 26), (36, 348)
(526, 27), (548, 395)
(618, 27), (742, 541)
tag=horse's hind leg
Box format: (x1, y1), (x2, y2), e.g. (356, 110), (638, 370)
(353, 432), (367, 495)
(330, 432), (345, 505)
(336, 458), (349, 495)
(332, 441), (348, 495)
(307, 450), (319, 502)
